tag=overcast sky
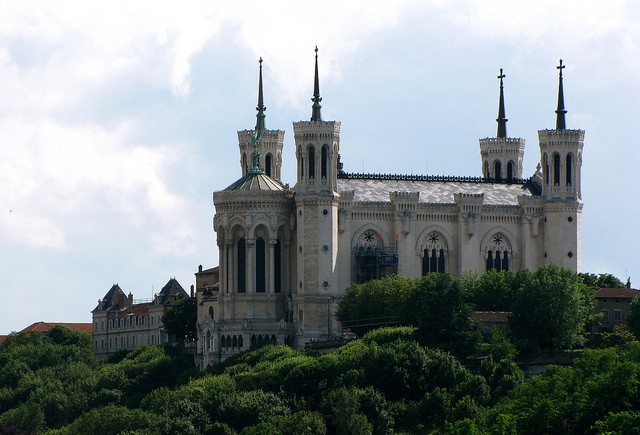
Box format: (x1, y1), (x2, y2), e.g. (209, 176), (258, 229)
(1, 1), (639, 334)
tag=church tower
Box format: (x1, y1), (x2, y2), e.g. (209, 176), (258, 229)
(538, 60), (584, 271)
(238, 58), (285, 180)
(292, 47), (341, 344)
(479, 69), (525, 181)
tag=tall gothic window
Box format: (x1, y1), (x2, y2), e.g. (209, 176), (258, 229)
(308, 146), (315, 178)
(544, 153), (549, 184)
(321, 145), (328, 178)
(274, 239), (282, 293)
(553, 153), (561, 185)
(484, 161), (489, 178)
(237, 238), (246, 293)
(507, 161), (514, 181)
(422, 232), (446, 275)
(566, 154), (572, 186)
(242, 154), (248, 175)
(256, 237), (266, 292)
(494, 161), (502, 181)
(265, 154), (273, 177)
(485, 234), (510, 272)
(354, 230), (397, 284)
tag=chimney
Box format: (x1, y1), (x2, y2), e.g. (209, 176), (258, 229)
(190, 284), (194, 298)
(198, 264), (203, 273)
(627, 278), (632, 289)
(128, 292), (133, 306)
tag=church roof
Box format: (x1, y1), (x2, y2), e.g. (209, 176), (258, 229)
(337, 178), (536, 206)
(224, 172), (284, 192)
(595, 287), (639, 299)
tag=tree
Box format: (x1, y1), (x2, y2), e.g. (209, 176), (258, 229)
(579, 272), (625, 289)
(628, 297), (640, 339)
(162, 296), (197, 344)
(510, 265), (595, 351)
(408, 273), (478, 357)
(336, 275), (415, 336)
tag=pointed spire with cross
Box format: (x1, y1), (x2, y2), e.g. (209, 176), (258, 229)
(255, 57), (266, 132)
(496, 68), (508, 138)
(555, 59), (567, 130)
(311, 46), (323, 122)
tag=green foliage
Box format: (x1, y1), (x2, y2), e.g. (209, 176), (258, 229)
(0, 401), (46, 433)
(628, 297), (640, 339)
(162, 296), (197, 343)
(594, 411), (640, 434)
(1, 268), (634, 434)
(510, 265), (594, 351)
(409, 273), (479, 357)
(51, 405), (157, 434)
(579, 272), (625, 289)
(361, 325), (416, 346)
(336, 275), (415, 335)
(477, 330), (524, 402)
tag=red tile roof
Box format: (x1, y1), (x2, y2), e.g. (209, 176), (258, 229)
(473, 311), (511, 323)
(21, 322), (93, 334)
(595, 288), (640, 299)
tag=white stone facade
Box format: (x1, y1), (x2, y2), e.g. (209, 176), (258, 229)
(195, 57), (584, 367)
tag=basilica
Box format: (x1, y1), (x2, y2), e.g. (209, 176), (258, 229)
(195, 50), (584, 367)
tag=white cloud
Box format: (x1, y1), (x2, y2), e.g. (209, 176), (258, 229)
(0, 117), (195, 254)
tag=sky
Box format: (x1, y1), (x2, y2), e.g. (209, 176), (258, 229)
(1, 1), (639, 334)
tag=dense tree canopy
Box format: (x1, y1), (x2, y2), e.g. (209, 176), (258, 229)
(509, 265), (595, 351)
(0, 267), (631, 433)
(162, 296), (197, 344)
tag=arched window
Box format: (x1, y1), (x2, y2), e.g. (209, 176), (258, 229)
(566, 154), (572, 186)
(494, 161), (502, 181)
(265, 154), (273, 177)
(237, 237), (246, 293)
(232, 335), (238, 348)
(274, 239), (282, 293)
(321, 145), (328, 178)
(227, 335), (232, 348)
(251, 335), (257, 347)
(300, 156), (304, 178)
(553, 153), (561, 185)
(354, 229), (397, 284)
(544, 153), (549, 185)
(422, 232), (447, 274)
(208, 306), (214, 319)
(242, 154), (248, 175)
(238, 335), (244, 347)
(484, 161), (489, 178)
(485, 233), (511, 272)
(507, 161), (514, 181)
(271, 335), (277, 343)
(308, 146), (315, 178)
(256, 237), (266, 292)
(206, 331), (211, 350)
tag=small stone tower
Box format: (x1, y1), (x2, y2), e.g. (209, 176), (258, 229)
(238, 58), (285, 180)
(539, 60), (584, 271)
(479, 69), (525, 181)
(292, 47), (342, 344)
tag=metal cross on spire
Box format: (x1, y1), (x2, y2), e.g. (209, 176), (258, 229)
(311, 46), (323, 122)
(255, 57), (266, 132)
(496, 68), (508, 138)
(555, 59), (567, 130)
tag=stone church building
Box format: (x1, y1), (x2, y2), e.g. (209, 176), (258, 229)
(196, 51), (584, 367)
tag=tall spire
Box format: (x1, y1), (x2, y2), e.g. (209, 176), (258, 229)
(555, 59), (567, 130)
(255, 57), (266, 131)
(311, 46), (323, 122)
(496, 68), (508, 138)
